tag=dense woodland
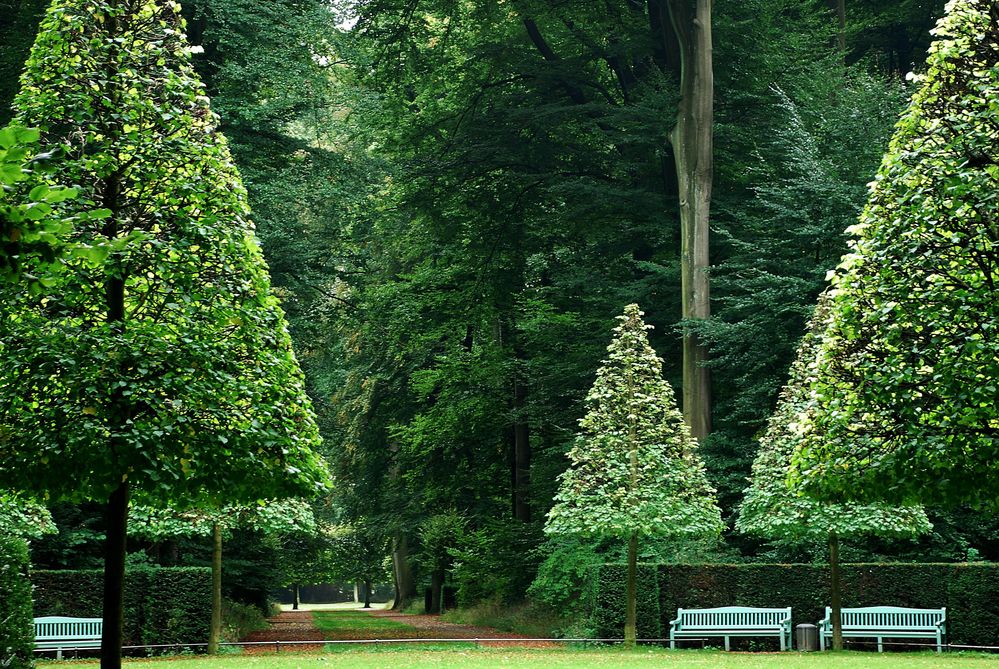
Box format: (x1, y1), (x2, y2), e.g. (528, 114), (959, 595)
(3, 0), (999, 627)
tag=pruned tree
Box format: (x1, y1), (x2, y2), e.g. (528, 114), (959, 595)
(130, 499), (315, 653)
(738, 294), (931, 650)
(545, 304), (723, 646)
(791, 0), (999, 508)
(0, 1), (328, 667)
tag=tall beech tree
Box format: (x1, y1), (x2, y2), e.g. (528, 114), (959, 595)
(545, 304), (723, 646)
(738, 295), (931, 650)
(791, 0), (999, 508)
(0, 1), (328, 667)
(666, 0), (715, 441)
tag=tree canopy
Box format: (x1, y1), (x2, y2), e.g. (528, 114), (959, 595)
(546, 304), (723, 540)
(791, 0), (999, 508)
(0, 0), (329, 508)
(738, 295), (931, 541)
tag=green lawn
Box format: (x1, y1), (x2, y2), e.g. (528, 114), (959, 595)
(311, 611), (416, 634)
(42, 648), (999, 669)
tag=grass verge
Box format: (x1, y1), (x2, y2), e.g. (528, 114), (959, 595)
(39, 647), (999, 669)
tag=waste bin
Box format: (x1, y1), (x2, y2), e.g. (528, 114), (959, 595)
(796, 624), (818, 651)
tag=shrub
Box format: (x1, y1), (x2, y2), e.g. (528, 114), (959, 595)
(594, 562), (999, 646)
(32, 566), (210, 648)
(220, 600), (268, 643)
(0, 536), (33, 669)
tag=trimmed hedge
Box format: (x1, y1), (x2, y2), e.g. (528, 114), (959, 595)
(1, 537), (33, 669)
(595, 563), (999, 646)
(32, 566), (211, 648)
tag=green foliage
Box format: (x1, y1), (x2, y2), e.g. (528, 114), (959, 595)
(0, 0), (327, 508)
(323, 523), (391, 586)
(451, 519), (540, 607)
(737, 295), (931, 541)
(594, 562), (999, 647)
(546, 305), (723, 539)
(31, 566), (211, 646)
(0, 492), (55, 539)
(594, 564), (661, 641)
(0, 536), (33, 669)
(527, 536), (603, 615)
(791, 0), (999, 507)
(130, 499), (316, 541)
(219, 599), (267, 643)
(0, 124), (109, 286)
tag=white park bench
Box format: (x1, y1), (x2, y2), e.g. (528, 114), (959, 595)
(668, 606), (793, 650)
(818, 606), (947, 652)
(34, 616), (103, 659)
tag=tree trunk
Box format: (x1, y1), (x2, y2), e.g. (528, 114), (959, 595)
(429, 569), (444, 614)
(830, 532), (844, 651)
(292, 584), (300, 611)
(100, 481), (129, 669)
(667, 0), (714, 441)
(391, 533), (416, 610)
(354, 582), (360, 603)
(208, 522), (223, 654)
(836, 0), (847, 55)
(625, 532), (638, 647)
(512, 353), (531, 522)
(363, 579), (372, 609)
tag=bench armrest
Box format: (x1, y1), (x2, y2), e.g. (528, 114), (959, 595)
(668, 618), (680, 627)
(817, 615), (829, 628)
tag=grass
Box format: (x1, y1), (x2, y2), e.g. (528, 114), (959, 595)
(311, 611), (415, 634)
(40, 648), (999, 669)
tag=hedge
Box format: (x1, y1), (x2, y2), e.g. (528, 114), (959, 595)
(595, 563), (999, 647)
(32, 566), (211, 648)
(1, 537), (33, 669)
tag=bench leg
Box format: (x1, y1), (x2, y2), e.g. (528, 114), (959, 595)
(780, 634), (786, 652)
(724, 636), (730, 652)
(56, 649), (63, 661)
(877, 637), (883, 653)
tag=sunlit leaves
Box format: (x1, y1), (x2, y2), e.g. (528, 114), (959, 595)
(791, 0), (999, 507)
(737, 295), (931, 541)
(545, 304), (723, 540)
(0, 0), (328, 509)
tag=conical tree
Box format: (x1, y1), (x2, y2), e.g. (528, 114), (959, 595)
(790, 0), (999, 508)
(738, 294), (931, 650)
(0, 1), (328, 667)
(545, 304), (723, 646)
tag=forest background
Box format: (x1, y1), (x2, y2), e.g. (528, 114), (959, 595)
(3, 0), (994, 622)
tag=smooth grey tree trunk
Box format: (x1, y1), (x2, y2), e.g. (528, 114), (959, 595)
(667, 0), (714, 441)
(391, 533), (416, 610)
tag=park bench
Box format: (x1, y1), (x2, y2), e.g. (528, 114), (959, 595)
(34, 616), (103, 659)
(668, 606), (793, 651)
(818, 606), (946, 652)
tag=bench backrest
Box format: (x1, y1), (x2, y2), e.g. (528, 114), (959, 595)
(829, 607), (946, 631)
(677, 607), (791, 629)
(34, 616), (103, 641)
